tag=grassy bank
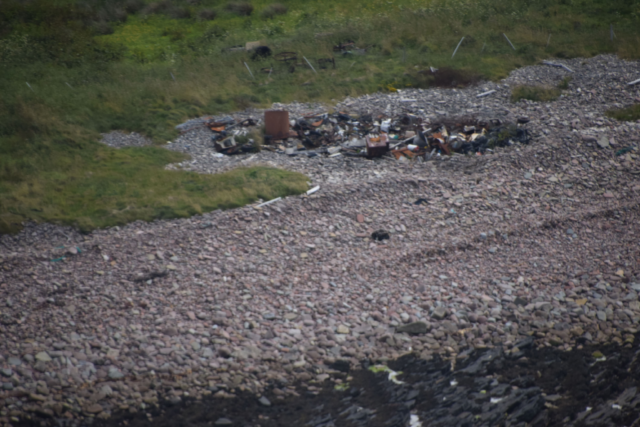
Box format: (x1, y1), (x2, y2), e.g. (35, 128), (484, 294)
(1, 0), (639, 233)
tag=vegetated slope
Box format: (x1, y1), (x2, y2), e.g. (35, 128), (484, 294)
(0, 0), (639, 233)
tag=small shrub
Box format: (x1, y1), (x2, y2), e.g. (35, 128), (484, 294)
(142, 1), (191, 19)
(511, 85), (560, 102)
(166, 6), (191, 19)
(226, 1), (253, 16)
(112, 7), (128, 22)
(249, 128), (263, 152)
(124, 0), (145, 14)
(92, 21), (114, 35)
(261, 3), (287, 19)
(233, 94), (259, 109)
(606, 104), (640, 122)
(416, 67), (480, 88)
(162, 28), (185, 41)
(142, 1), (168, 16)
(198, 9), (217, 21)
(557, 76), (572, 90)
(200, 24), (225, 42)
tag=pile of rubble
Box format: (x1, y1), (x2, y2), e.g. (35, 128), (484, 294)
(177, 111), (533, 160)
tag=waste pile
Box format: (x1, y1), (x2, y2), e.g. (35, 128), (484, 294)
(177, 111), (532, 159)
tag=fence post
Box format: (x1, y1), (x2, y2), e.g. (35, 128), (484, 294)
(244, 62), (255, 80)
(451, 37), (465, 59)
(503, 33), (516, 50)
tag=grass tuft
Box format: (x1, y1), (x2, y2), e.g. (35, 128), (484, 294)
(0, 144), (308, 234)
(557, 76), (573, 90)
(606, 104), (640, 122)
(262, 3), (287, 19)
(198, 9), (217, 21)
(142, 1), (191, 19)
(226, 1), (253, 16)
(511, 85), (561, 103)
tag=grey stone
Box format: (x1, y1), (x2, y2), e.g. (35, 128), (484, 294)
(396, 321), (429, 335)
(336, 325), (350, 334)
(441, 321), (458, 334)
(597, 135), (610, 149)
(258, 396), (271, 406)
(514, 297), (527, 306)
(108, 367), (124, 379)
(85, 403), (103, 414)
(34, 361), (48, 372)
(215, 417), (233, 425)
(597, 311), (607, 321)
(624, 291), (638, 301)
(431, 307), (448, 320)
(262, 312), (276, 320)
(168, 396), (182, 405)
(35, 352), (51, 362)
(0, 368), (12, 377)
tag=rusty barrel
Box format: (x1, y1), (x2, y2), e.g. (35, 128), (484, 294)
(264, 110), (290, 141)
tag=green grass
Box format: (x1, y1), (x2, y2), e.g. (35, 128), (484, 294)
(0, 140), (308, 233)
(511, 85), (561, 103)
(606, 104), (640, 122)
(557, 76), (573, 90)
(1, 0), (640, 233)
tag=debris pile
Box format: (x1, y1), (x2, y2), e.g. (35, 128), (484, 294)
(177, 111), (532, 159)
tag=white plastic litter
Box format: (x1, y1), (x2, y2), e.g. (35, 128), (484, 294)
(477, 90), (497, 98)
(257, 197), (282, 208)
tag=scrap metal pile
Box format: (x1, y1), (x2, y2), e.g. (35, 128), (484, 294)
(189, 111), (531, 158)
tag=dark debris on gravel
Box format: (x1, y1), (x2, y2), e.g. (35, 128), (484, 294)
(81, 336), (640, 427)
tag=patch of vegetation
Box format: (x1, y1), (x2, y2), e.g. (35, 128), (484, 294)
(415, 67), (482, 89)
(0, 140), (308, 233)
(226, 1), (253, 16)
(557, 76), (573, 90)
(197, 9), (217, 21)
(511, 85), (561, 102)
(261, 3), (287, 19)
(142, 0), (191, 19)
(1, 0), (640, 233)
(606, 104), (640, 122)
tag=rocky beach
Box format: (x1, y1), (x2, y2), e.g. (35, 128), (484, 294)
(1, 53), (640, 426)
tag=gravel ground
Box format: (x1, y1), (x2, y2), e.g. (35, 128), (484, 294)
(1, 54), (640, 426)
